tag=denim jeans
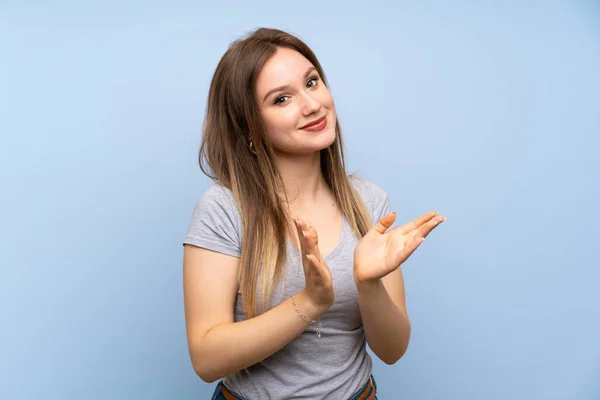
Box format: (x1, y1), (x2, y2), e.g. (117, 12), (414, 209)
(211, 375), (378, 400)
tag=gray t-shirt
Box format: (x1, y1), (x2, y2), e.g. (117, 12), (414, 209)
(183, 176), (392, 399)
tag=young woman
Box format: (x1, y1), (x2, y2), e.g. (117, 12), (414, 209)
(183, 27), (445, 400)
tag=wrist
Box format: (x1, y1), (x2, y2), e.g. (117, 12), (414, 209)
(354, 276), (384, 293)
(296, 289), (329, 320)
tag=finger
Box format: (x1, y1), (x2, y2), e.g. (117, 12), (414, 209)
(294, 217), (308, 247)
(394, 235), (426, 265)
(303, 225), (325, 266)
(413, 215), (446, 240)
(303, 224), (319, 248)
(305, 254), (324, 275)
(294, 218), (323, 260)
(372, 212), (397, 234)
(294, 217), (310, 238)
(295, 218), (316, 246)
(294, 219), (313, 274)
(396, 211), (439, 235)
(394, 216), (446, 264)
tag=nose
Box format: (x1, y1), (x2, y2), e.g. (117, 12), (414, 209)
(300, 92), (321, 116)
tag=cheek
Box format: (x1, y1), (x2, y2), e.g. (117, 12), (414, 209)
(319, 88), (335, 110)
(263, 108), (299, 140)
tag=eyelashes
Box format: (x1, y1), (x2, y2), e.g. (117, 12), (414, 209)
(273, 75), (320, 105)
(306, 76), (319, 88)
(274, 95), (289, 105)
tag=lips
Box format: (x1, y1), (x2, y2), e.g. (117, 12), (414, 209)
(299, 115), (327, 130)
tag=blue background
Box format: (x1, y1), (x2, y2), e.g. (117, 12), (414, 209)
(1, 1), (599, 399)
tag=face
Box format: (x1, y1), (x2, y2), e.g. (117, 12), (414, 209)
(254, 47), (337, 155)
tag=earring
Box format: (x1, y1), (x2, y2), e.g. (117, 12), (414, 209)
(249, 140), (257, 155)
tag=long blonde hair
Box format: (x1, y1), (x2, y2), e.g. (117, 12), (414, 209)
(199, 28), (371, 318)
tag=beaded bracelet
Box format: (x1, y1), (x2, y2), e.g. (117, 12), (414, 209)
(291, 294), (322, 338)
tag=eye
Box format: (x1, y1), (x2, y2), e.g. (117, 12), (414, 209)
(306, 76), (319, 88)
(274, 95), (290, 105)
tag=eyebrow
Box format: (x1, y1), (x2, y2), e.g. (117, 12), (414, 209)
(261, 66), (318, 103)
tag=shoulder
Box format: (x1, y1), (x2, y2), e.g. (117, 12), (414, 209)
(348, 174), (392, 223)
(348, 174), (389, 204)
(183, 182), (242, 256)
(198, 182), (236, 205)
(193, 182), (241, 224)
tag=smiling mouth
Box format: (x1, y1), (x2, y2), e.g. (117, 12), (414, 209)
(299, 115), (327, 131)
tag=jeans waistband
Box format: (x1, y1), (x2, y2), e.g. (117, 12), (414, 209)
(348, 375), (377, 400)
(212, 375), (377, 400)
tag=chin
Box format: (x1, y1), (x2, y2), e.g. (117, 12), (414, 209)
(312, 126), (337, 151)
(324, 128), (337, 147)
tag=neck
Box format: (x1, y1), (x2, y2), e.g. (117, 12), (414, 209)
(275, 151), (329, 207)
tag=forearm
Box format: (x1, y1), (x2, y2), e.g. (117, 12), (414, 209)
(358, 279), (411, 365)
(191, 289), (326, 382)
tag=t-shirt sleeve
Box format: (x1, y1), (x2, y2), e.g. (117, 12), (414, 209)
(349, 175), (395, 227)
(370, 182), (393, 225)
(183, 184), (242, 258)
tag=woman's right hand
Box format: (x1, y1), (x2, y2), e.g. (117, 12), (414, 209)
(294, 217), (335, 310)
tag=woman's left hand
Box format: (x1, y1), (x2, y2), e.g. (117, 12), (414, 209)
(353, 211), (445, 285)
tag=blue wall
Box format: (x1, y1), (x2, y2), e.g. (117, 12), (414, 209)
(1, 1), (598, 399)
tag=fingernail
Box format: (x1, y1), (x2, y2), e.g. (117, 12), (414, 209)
(302, 231), (307, 239)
